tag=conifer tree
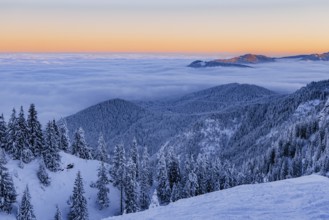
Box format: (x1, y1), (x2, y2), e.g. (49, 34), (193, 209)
(6, 108), (18, 155)
(43, 121), (61, 172)
(27, 104), (44, 157)
(0, 148), (7, 164)
(184, 156), (198, 198)
(156, 151), (171, 205)
(170, 183), (181, 202)
(125, 157), (138, 213)
(110, 144), (126, 214)
(95, 133), (108, 162)
(149, 190), (159, 209)
(196, 154), (212, 194)
(58, 119), (70, 153)
(139, 146), (151, 211)
(130, 137), (139, 180)
(52, 120), (60, 147)
(16, 107), (34, 163)
(68, 171), (88, 220)
(37, 161), (51, 186)
(17, 185), (36, 220)
(54, 205), (62, 220)
(0, 114), (7, 150)
(71, 128), (92, 160)
(166, 146), (181, 190)
(96, 162), (109, 210)
(0, 158), (17, 213)
(211, 158), (224, 191)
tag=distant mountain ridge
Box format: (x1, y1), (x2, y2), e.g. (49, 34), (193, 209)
(214, 54), (275, 64)
(282, 52), (329, 61)
(63, 80), (329, 166)
(188, 51), (329, 68)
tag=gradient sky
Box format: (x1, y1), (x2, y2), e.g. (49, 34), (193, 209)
(1, 0), (329, 54)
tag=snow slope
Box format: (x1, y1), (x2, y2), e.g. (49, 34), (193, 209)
(0, 152), (120, 220)
(105, 175), (329, 220)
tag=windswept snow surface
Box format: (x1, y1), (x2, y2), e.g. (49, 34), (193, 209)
(105, 175), (329, 220)
(0, 152), (120, 220)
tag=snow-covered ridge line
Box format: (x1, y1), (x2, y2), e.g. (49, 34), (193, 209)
(104, 175), (329, 220)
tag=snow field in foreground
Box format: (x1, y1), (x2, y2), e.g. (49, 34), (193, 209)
(106, 175), (329, 220)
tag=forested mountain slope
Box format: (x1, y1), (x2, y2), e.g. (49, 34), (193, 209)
(64, 81), (329, 166)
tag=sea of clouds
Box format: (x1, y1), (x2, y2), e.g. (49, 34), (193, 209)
(1, 53), (329, 124)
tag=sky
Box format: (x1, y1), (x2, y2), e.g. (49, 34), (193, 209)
(1, 0), (329, 54)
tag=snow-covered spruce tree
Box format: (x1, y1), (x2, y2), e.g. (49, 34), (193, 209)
(110, 144), (126, 214)
(71, 128), (92, 160)
(68, 171), (88, 220)
(54, 205), (62, 220)
(170, 183), (182, 202)
(139, 145), (151, 211)
(6, 108), (18, 156)
(166, 146), (181, 190)
(27, 104), (44, 157)
(124, 157), (138, 214)
(0, 114), (7, 150)
(0, 158), (17, 213)
(130, 137), (139, 180)
(95, 133), (108, 162)
(17, 185), (36, 220)
(52, 120), (60, 147)
(196, 154), (212, 195)
(211, 158), (224, 191)
(96, 162), (109, 210)
(148, 190), (159, 209)
(183, 155), (198, 198)
(57, 119), (70, 153)
(16, 106), (34, 163)
(156, 151), (171, 205)
(37, 161), (51, 186)
(43, 121), (61, 172)
(0, 148), (7, 164)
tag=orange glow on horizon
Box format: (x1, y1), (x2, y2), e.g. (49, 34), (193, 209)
(1, 0), (329, 55)
(1, 39), (328, 56)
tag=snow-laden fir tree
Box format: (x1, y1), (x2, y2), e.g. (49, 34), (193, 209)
(68, 171), (88, 220)
(148, 190), (159, 209)
(96, 162), (109, 210)
(166, 146), (181, 190)
(156, 151), (171, 205)
(6, 108), (18, 156)
(16, 106), (34, 163)
(196, 154), (213, 195)
(57, 119), (70, 153)
(130, 137), (139, 180)
(110, 144), (126, 214)
(37, 160), (51, 186)
(211, 158), (224, 191)
(17, 185), (36, 220)
(0, 114), (7, 150)
(43, 121), (61, 172)
(95, 133), (108, 162)
(170, 183), (182, 203)
(183, 155), (198, 198)
(52, 120), (60, 147)
(139, 145), (151, 211)
(0, 157), (17, 213)
(54, 205), (62, 220)
(124, 157), (138, 214)
(71, 128), (92, 160)
(27, 104), (44, 157)
(0, 148), (7, 164)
